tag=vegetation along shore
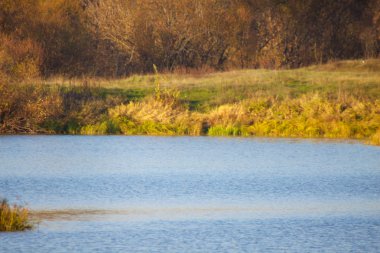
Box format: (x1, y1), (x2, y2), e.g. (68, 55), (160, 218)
(1, 0), (379, 144)
(0, 60), (379, 145)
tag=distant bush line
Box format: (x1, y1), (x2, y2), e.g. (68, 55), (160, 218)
(0, 0), (379, 78)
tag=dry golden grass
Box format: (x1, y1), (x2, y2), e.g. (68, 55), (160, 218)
(4, 60), (380, 145)
(0, 199), (33, 232)
(77, 92), (380, 144)
(370, 129), (380, 145)
(43, 59), (380, 96)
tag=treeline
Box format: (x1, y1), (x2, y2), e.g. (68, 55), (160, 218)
(1, 0), (379, 78)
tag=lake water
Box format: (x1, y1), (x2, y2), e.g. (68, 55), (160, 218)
(1, 136), (380, 252)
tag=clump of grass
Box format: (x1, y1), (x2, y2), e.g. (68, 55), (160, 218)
(208, 125), (243, 136)
(370, 129), (380, 145)
(0, 199), (33, 232)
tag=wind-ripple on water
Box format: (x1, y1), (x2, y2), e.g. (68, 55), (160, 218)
(1, 136), (380, 252)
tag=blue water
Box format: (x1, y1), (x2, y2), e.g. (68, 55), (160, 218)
(1, 136), (380, 252)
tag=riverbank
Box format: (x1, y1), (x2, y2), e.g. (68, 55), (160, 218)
(1, 60), (379, 145)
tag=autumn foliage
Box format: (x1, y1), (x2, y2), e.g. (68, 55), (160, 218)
(0, 0), (379, 144)
(0, 0), (379, 77)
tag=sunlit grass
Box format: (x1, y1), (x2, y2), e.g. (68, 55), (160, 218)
(42, 59), (380, 110)
(44, 59), (380, 91)
(77, 93), (380, 145)
(7, 60), (380, 145)
(369, 129), (380, 145)
(0, 199), (33, 232)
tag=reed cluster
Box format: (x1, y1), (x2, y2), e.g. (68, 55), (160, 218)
(0, 199), (33, 232)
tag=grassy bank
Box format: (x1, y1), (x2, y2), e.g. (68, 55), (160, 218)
(79, 94), (380, 143)
(0, 199), (33, 232)
(1, 59), (380, 145)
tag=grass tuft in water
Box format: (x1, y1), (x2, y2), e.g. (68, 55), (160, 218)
(0, 199), (33, 232)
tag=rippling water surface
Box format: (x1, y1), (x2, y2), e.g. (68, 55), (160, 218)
(1, 136), (380, 252)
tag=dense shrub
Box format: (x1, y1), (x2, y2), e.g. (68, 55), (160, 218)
(2, 0), (379, 76)
(0, 82), (62, 134)
(0, 34), (42, 81)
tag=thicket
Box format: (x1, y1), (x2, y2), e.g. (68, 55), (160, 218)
(0, 0), (379, 77)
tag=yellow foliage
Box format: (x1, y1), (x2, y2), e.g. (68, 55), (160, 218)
(109, 97), (188, 124)
(105, 93), (380, 145)
(0, 199), (32, 232)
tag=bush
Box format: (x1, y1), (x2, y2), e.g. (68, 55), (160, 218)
(0, 34), (42, 81)
(0, 83), (62, 134)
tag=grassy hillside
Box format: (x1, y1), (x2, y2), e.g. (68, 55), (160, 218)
(44, 59), (380, 109)
(2, 60), (380, 145)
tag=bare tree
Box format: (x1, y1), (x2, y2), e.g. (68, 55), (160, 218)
(86, 0), (136, 61)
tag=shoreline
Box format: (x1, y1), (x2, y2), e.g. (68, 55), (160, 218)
(0, 134), (375, 147)
(1, 60), (379, 145)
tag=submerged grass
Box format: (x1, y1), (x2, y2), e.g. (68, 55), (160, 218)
(0, 199), (33, 232)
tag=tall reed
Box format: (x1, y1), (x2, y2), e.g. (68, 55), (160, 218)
(0, 199), (33, 232)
